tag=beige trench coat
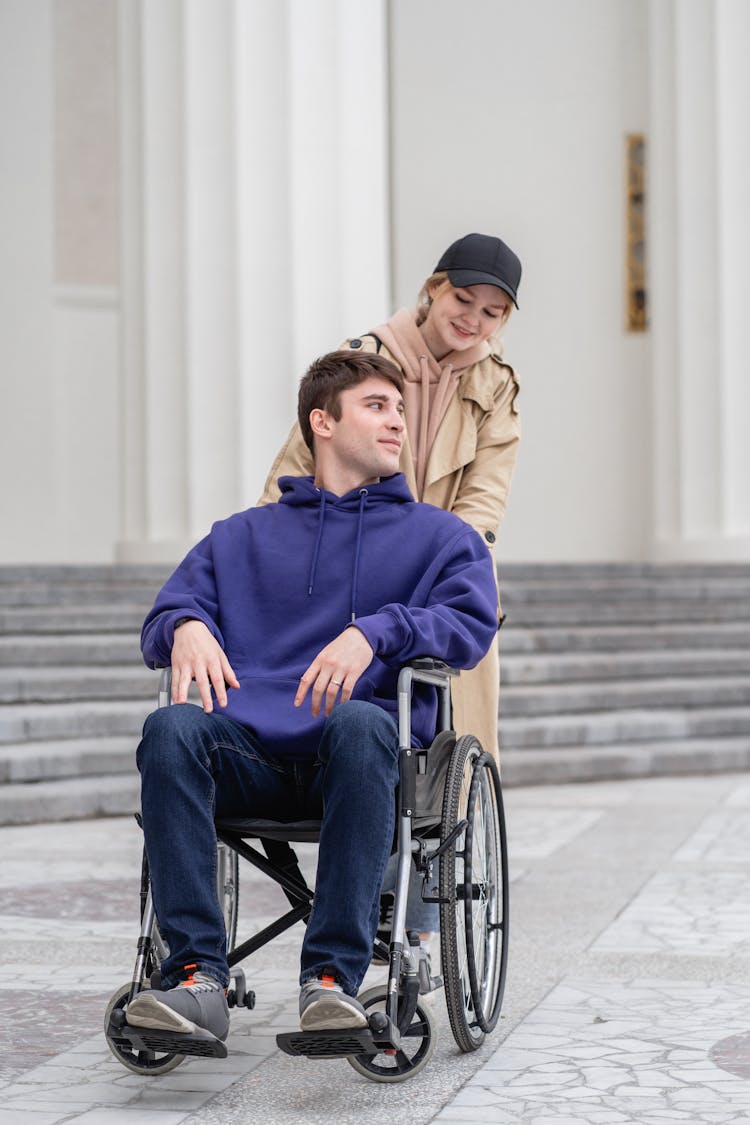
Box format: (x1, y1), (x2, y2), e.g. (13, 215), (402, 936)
(258, 336), (521, 763)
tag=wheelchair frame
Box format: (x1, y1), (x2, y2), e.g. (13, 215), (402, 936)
(105, 659), (509, 1083)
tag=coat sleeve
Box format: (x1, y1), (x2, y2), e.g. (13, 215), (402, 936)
(351, 526), (498, 671)
(257, 422), (314, 506)
(450, 362), (521, 544)
(140, 536), (225, 669)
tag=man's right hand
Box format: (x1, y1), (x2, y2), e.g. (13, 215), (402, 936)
(171, 619), (239, 712)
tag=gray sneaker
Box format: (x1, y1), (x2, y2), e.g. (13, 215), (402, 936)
(127, 970), (230, 1041)
(299, 975), (368, 1031)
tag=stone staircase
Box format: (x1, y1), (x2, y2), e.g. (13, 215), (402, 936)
(0, 566), (168, 826)
(1, 562), (749, 823)
(498, 563), (750, 785)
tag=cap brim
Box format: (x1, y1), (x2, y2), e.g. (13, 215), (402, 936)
(447, 269), (519, 308)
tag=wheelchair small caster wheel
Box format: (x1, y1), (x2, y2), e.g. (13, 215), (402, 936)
(368, 1010), (388, 1033)
(104, 982), (185, 1076)
(348, 986), (437, 1083)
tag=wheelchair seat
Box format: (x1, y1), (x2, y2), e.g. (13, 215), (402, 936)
(216, 818), (322, 843)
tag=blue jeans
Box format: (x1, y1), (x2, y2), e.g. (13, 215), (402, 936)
(136, 700), (399, 996)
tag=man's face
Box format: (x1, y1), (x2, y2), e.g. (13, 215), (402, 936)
(326, 376), (405, 484)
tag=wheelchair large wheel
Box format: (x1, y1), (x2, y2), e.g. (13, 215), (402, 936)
(104, 982), (185, 1075)
(439, 735), (508, 1053)
(347, 986), (437, 1083)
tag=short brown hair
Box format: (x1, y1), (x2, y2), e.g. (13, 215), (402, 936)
(297, 350), (405, 453)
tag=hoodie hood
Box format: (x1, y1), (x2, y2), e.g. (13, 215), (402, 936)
(277, 472), (414, 509)
(277, 473), (413, 621)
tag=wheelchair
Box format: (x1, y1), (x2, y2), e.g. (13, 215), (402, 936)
(104, 659), (509, 1083)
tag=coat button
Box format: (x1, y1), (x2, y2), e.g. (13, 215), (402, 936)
(349, 338), (362, 349)
(485, 531), (496, 544)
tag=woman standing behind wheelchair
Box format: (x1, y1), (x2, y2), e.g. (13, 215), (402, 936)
(260, 231), (523, 768)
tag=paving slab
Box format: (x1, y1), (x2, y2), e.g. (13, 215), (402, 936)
(1, 773), (749, 1123)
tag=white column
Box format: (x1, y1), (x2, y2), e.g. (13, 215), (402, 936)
(649, 0), (680, 551)
(118, 0), (190, 559)
(716, 0), (750, 538)
(140, 0), (189, 544)
(183, 0), (241, 538)
(0, 1), (56, 561)
(234, 1), (296, 501)
(674, 0), (721, 541)
(287, 0), (390, 372)
(116, 0), (389, 562)
(649, 0), (750, 560)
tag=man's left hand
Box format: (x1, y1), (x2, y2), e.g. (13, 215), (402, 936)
(295, 626), (374, 717)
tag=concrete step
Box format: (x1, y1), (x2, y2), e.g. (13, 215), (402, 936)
(0, 666), (157, 704)
(0, 773), (140, 826)
(499, 704), (750, 750)
(501, 599), (750, 627)
(501, 576), (750, 605)
(0, 606), (146, 634)
(0, 563), (168, 599)
(0, 561), (747, 822)
(500, 674), (750, 717)
(499, 561), (750, 580)
(500, 736), (750, 786)
(0, 633), (142, 666)
(0, 735), (136, 783)
(499, 621), (750, 654)
(500, 647), (750, 684)
(0, 699), (151, 745)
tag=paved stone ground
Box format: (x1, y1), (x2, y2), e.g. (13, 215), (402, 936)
(1, 773), (750, 1123)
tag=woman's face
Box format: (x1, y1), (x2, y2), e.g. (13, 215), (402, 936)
(420, 282), (510, 360)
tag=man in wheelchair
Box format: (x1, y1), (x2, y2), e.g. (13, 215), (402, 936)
(127, 350), (498, 1049)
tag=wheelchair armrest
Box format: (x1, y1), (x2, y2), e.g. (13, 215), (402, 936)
(398, 659), (457, 744)
(408, 658), (459, 677)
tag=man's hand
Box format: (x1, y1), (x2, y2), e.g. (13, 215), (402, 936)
(171, 619), (239, 712)
(295, 626), (374, 717)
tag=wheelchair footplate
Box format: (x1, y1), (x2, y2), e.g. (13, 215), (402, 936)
(108, 1007), (229, 1060)
(277, 1012), (400, 1060)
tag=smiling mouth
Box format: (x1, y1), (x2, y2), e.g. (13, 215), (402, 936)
(452, 322), (473, 338)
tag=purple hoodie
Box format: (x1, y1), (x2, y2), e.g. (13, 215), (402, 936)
(141, 473), (498, 757)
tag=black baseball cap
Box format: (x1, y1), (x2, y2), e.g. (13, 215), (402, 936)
(435, 233), (522, 308)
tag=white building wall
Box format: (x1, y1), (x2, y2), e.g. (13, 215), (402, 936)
(0, 1), (57, 561)
(389, 0), (652, 562)
(117, 0), (391, 561)
(649, 0), (750, 560)
(0, 0), (747, 566)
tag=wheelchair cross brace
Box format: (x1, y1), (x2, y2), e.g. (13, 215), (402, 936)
(216, 830), (314, 967)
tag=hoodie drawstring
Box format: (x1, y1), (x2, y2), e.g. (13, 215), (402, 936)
(307, 490), (327, 595)
(350, 489), (368, 621)
(307, 487), (368, 624)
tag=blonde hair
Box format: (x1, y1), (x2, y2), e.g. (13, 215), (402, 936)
(415, 272), (513, 348)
